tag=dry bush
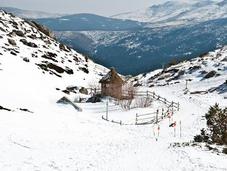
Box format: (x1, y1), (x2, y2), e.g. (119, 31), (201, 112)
(134, 97), (153, 108)
(118, 99), (133, 110)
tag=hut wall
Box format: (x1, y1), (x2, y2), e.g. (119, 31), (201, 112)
(101, 83), (122, 99)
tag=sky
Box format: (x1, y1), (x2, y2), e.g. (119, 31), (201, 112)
(0, 0), (168, 16)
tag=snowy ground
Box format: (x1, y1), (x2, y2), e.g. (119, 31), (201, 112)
(0, 79), (227, 171)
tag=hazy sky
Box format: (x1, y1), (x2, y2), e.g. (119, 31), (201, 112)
(0, 0), (168, 16)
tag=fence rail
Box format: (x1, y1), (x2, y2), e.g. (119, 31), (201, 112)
(100, 89), (180, 126)
(134, 90), (180, 125)
(121, 90), (179, 111)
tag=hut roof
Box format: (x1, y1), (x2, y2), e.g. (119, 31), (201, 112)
(99, 68), (124, 84)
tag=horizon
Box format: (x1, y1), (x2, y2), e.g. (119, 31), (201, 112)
(0, 0), (214, 17)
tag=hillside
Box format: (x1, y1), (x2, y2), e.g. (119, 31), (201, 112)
(0, 7), (63, 19)
(113, 0), (227, 27)
(0, 10), (107, 112)
(55, 18), (227, 75)
(0, 11), (227, 170)
(35, 13), (144, 31)
(136, 45), (227, 96)
(11, 1), (226, 75)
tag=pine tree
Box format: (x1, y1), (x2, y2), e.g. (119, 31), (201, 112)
(195, 104), (227, 145)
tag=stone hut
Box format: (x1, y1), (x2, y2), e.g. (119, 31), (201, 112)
(99, 68), (124, 99)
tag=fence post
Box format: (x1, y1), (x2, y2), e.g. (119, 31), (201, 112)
(180, 120), (182, 138)
(162, 108), (164, 119)
(158, 125), (160, 137)
(171, 101), (174, 113)
(106, 100), (109, 120)
(156, 109), (159, 124)
(136, 113), (138, 125)
(177, 102), (180, 111)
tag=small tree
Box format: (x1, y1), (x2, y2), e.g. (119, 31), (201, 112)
(205, 104), (227, 145)
(194, 104), (227, 145)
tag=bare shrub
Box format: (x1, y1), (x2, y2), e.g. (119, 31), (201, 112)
(118, 99), (133, 110)
(134, 97), (153, 108)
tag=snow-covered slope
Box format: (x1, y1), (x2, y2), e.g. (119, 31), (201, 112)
(0, 7), (63, 19)
(0, 10), (107, 111)
(136, 46), (227, 99)
(0, 11), (227, 171)
(113, 0), (227, 27)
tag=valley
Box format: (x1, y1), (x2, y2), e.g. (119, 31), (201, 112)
(0, 2), (226, 170)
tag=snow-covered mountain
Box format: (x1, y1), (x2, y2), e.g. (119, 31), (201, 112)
(0, 10), (107, 112)
(28, 1), (227, 75)
(0, 7), (64, 19)
(56, 17), (227, 75)
(35, 13), (143, 31)
(113, 0), (227, 26)
(0, 10), (227, 171)
(136, 46), (227, 99)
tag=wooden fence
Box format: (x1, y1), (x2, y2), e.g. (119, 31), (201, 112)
(132, 90), (179, 111)
(135, 105), (174, 125)
(101, 90), (180, 126)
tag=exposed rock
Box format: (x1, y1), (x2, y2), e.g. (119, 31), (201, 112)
(79, 67), (89, 74)
(200, 70), (208, 75)
(190, 91), (207, 95)
(79, 87), (88, 95)
(65, 67), (74, 75)
(0, 105), (11, 111)
(47, 63), (65, 74)
(66, 86), (78, 93)
(0, 27), (6, 32)
(10, 51), (17, 56)
(19, 108), (33, 113)
(8, 38), (16, 46)
(23, 57), (30, 62)
(26, 20), (55, 39)
(204, 70), (217, 79)
(222, 57), (227, 62)
(164, 68), (179, 73)
(12, 30), (24, 37)
(57, 97), (82, 112)
(27, 34), (37, 39)
(62, 90), (70, 94)
(20, 39), (38, 48)
(41, 52), (58, 62)
(59, 43), (70, 52)
(86, 94), (102, 103)
(189, 65), (201, 71)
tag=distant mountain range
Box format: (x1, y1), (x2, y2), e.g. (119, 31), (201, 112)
(36, 14), (144, 31)
(113, 0), (227, 27)
(55, 18), (227, 75)
(0, 7), (64, 19)
(1, 1), (227, 75)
